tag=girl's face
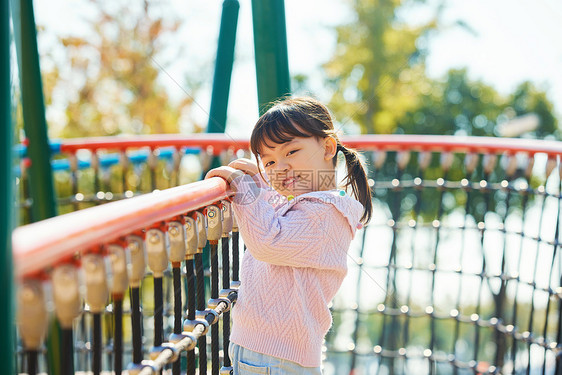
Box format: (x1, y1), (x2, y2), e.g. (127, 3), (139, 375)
(260, 135), (337, 197)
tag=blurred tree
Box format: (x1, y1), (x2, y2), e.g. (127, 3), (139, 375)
(323, 1), (559, 139)
(384, 70), (559, 224)
(397, 69), (559, 139)
(397, 69), (505, 136)
(506, 81), (559, 139)
(323, 0), (438, 134)
(41, 0), (201, 138)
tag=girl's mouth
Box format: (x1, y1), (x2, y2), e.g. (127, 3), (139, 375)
(283, 175), (299, 188)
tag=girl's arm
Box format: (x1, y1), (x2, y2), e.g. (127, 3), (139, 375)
(204, 167), (348, 269)
(229, 174), (351, 270)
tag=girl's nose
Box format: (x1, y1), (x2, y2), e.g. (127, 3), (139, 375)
(276, 159), (290, 172)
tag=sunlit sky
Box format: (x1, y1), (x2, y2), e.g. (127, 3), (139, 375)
(34, 0), (562, 138)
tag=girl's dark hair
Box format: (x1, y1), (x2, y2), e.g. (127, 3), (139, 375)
(250, 96), (372, 224)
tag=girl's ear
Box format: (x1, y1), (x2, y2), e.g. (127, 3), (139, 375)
(323, 137), (338, 161)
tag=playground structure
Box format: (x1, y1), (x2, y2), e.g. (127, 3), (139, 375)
(4, 1), (562, 375)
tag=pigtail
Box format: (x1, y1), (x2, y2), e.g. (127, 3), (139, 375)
(338, 144), (372, 225)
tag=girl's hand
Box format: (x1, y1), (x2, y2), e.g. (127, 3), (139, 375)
(204, 166), (245, 184)
(228, 158), (259, 176)
(205, 166), (260, 205)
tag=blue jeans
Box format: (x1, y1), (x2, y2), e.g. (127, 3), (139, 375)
(229, 342), (323, 375)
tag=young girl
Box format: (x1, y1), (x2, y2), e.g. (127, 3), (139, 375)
(205, 97), (372, 374)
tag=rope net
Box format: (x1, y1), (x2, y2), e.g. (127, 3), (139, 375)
(13, 135), (562, 375)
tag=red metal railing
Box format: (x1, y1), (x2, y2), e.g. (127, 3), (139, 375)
(342, 134), (562, 156)
(59, 134), (249, 154)
(56, 134), (562, 157)
(13, 177), (231, 278)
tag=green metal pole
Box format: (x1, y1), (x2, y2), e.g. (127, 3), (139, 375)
(1, 0), (16, 373)
(12, 0), (58, 222)
(12, 0), (60, 373)
(251, 0), (291, 115)
(202, 4), (240, 357)
(207, 0), (239, 134)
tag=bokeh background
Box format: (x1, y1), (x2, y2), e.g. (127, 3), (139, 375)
(27, 0), (561, 140)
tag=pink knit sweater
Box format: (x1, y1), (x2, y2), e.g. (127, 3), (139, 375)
(229, 174), (364, 367)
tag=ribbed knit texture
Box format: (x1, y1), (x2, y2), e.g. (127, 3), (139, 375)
(229, 174), (364, 367)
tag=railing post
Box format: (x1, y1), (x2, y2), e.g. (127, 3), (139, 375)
(251, 0), (291, 114)
(0, 0), (15, 372)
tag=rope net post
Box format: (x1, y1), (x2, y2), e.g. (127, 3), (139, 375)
(220, 200), (234, 374)
(167, 219), (187, 375)
(194, 210), (209, 375)
(206, 203), (223, 375)
(127, 234), (147, 366)
(146, 226), (168, 351)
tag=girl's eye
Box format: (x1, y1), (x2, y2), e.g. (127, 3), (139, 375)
(264, 161), (274, 167)
(287, 149), (299, 156)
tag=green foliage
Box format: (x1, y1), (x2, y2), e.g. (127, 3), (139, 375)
(508, 82), (559, 139)
(397, 69), (504, 136)
(321, 1), (558, 139)
(397, 69), (559, 139)
(324, 0), (438, 134)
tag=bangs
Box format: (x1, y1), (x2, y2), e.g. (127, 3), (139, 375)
(250, 112), (312, 156)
